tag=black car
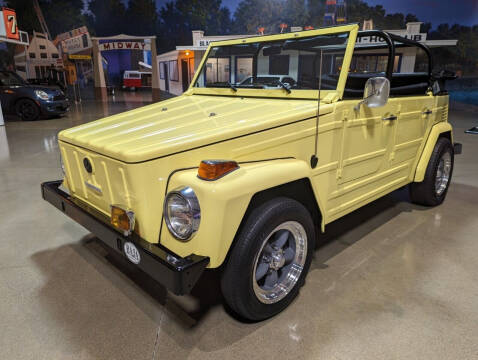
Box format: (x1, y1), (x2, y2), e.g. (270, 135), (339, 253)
(0, 70), (69, 121)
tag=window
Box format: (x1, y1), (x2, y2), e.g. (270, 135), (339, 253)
(82, 34), (89, 48)
(39, 45), (46, 49)
(413, 48), (429, 73)
(205, 57), (230, 85)
(345, 54), (401, 73)
(40, 53), (47, 59)
(0, 71), (25, 86)
(52, 53), (59, 59)
(160, 62), (165, 79)
(236, 57), (253, 83)
(169, 60), (178, 81)
(269, 55), (289, 75)
(29, 53), (36, 59)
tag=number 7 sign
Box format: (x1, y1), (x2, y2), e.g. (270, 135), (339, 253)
(2, 8), (19, 40)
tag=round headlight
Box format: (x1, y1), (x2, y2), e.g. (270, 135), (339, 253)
(164, 187), (200, 241)
(35, 90), (50, 100)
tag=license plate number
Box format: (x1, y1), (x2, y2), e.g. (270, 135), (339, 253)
(123, 242), (141, 264)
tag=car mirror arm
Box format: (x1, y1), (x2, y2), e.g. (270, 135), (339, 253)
(354, 91), (376, 111)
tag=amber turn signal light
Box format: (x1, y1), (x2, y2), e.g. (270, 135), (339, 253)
(110, 205), (135, 236)
(198, 160), (239, 180)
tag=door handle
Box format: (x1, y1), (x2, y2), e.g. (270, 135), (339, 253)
(382, 115), (397, 121)
(422, 110), (433, 115)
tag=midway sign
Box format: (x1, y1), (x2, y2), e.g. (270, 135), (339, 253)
(99, 41), (150, 51)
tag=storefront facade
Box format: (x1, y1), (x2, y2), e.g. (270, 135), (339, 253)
(157, 31), (254, 95)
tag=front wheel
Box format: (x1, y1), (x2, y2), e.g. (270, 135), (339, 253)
(410, 137), (454, 206)
(15, 98), (41, 121)
(221, 197), (315, 321)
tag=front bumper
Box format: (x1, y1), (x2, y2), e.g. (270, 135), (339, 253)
(41, 180), (209, 295)
(40, 99), (70, 115)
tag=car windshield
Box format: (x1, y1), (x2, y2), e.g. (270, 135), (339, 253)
(0, 71), (26, 86)
(193, 32), (349, 92)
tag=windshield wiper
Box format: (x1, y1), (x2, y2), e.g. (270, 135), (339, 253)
(278, 80), (291, 94)
(227, 82), (238, 92)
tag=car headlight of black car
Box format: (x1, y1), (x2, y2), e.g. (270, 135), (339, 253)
(35, 90), (50, 100)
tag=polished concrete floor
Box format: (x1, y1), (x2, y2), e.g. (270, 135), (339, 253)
(1, 95), (477, 359)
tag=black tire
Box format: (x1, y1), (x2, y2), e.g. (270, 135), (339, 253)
(15, 98), (40, 121)
(221, 197), (315, 321)
(410, 137), (454, 206)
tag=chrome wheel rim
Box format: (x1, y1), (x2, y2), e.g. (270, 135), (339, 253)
(435, 151), (452, 196)
(252, 221), (307, 304)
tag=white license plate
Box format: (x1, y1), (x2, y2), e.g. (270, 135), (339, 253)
(123, 241), (141, 264)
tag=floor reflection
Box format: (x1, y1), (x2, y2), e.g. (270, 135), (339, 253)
(0, 126), (10, 161)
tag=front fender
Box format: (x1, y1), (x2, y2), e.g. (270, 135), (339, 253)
(413, 122), (453, 183)
(161, 159), (317, 268)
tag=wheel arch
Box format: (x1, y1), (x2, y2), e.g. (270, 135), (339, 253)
(222, 177), (323, 269)
(414, 122), (453, 183)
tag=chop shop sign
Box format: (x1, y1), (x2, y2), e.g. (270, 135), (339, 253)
(99, 41), (151, 51)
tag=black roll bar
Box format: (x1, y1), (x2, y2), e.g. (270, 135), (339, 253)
(386, 32), (433, 80)
(356, 30), (395, 81)
(355, 30), (433, 84)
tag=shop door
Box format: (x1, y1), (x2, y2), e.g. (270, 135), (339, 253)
(181, 59), (189, 92)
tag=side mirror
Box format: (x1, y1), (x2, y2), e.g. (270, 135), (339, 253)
(354, 77), (390, 111)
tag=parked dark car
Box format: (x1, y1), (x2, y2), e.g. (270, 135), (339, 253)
(0, 70), (69, 121)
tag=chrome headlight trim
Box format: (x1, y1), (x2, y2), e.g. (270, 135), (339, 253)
(163, 186), (200, 241)
(35, 89), (50, 100)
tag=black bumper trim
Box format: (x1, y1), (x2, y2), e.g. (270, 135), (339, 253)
(41, 180), (210, 295)
(454, 142), (462, 155)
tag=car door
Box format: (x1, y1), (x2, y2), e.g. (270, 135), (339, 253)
(337, 99), (397, 185)
(389, 94), (435, 172)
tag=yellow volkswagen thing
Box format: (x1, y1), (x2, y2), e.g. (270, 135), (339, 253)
(42, 24), (461, 320)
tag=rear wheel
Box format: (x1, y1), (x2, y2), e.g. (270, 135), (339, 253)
(15, 99), (40, 121)
(410, 137), (454, 206)
(221, 197), (315, 321)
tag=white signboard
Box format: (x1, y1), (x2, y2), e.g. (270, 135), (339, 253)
(61, 32), (91, 54)
(356, 32), (427, 45)
(99, 41), (150, 51)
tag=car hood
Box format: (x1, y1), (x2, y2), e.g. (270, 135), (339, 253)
(58, 95), (331, 163)
(29, 84), (62, 91)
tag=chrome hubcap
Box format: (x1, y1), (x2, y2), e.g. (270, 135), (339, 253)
(253, 221), (307, 304)
(435, 151), (452, 196)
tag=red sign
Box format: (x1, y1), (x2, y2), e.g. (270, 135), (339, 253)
(2, 8), (19, 40)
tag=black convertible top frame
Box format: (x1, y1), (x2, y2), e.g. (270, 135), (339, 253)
(355, 30), (433, 83)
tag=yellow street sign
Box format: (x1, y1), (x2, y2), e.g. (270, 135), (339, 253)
(68, 54), (92, 60)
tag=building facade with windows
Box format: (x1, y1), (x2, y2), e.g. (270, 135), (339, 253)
(14, 31), (64, 81)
